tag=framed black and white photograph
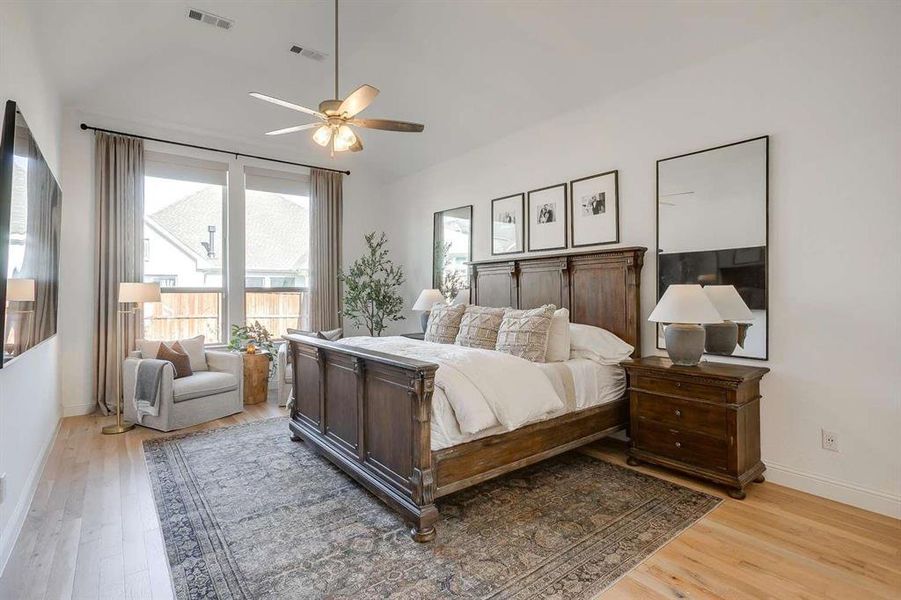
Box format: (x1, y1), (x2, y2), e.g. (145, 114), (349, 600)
(569, 170), (619, 247)
(491, 193), (524, 255)
(527, 183), (567, 251)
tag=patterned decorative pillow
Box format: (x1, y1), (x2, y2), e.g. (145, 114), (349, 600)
(495, 304), (556, 362)
(423, 303), (466, 344)
(455, 305), (506, 349)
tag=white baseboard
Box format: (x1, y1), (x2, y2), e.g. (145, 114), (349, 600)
(766, 461), (900, 519)
(62, 402), (96, 417)
(0, 418), (62, 576)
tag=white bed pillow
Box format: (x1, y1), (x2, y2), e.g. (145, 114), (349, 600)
(139, 334), (208, 372)
(544, 308), (571, 362)
(569, 323), (633, 365)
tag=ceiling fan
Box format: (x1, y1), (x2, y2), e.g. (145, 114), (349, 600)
(250, 0), (424, 155)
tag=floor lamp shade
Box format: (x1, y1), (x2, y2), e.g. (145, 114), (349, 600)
(7, 278), (35, 302)
(118, 282), (161, 304)
(649, 284), (722, 366)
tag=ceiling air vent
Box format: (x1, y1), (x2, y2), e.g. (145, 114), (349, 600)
(289, 45), (328, 62)
(186, 8), (234, 31)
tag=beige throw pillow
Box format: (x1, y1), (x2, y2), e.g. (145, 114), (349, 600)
(423, 303), (465, 344)
(455, 305), (506, 349)
(495, 305), (556, 362)
(139, 334), (207, 371)
(544, 308), (572, 362)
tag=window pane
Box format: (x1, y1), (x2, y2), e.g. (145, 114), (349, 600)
(244, 189), (309, 289)
(143, 292), (222, 343)
(144, 176), (224, 289)
(245, 290), (309, 338)
(143, 172), (225, 343)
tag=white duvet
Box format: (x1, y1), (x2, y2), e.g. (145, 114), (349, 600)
(335, 336), (563, 434)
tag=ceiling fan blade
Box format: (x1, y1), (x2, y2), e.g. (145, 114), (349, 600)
(265, 123), (321, 136)
(249, 92), (325, 118)
(349, 133), (363, 152)
(349, 118), (424, 133)
(338, 84), (379, 118)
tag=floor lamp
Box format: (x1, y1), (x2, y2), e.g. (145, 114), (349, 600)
(102, 281), (161, 435)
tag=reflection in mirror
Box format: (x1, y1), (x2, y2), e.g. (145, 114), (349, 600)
(432, 205), (472, 303)
(0, 101), (62, 365)
(657, 136), (767, 359)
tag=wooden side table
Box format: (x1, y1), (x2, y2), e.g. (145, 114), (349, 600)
(242, 352), (270, 405)
(621, 356), (769, 499)
(401, 332), (425, 340)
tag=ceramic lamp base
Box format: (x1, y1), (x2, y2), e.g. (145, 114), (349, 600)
(664, 323), (706, 366)
(704, 321), (738, 355)
(420, 311), (430, 332)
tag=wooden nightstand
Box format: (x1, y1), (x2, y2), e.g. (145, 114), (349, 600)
(401, 332), (425, 340)
(621, 356), (770, 499)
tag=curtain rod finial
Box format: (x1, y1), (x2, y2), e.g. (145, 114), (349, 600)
(80, 123), (88, 130)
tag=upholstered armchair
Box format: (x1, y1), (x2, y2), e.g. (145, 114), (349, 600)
(276, 342), (293, 408)
(123, 348), (244, 432)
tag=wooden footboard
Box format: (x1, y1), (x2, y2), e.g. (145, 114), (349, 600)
(286, 335), (441, 541)
(287, 334), (630, 542)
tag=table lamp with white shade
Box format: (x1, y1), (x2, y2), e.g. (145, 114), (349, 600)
(103, 282), (161, 435)
(703, 285), (754, 355)
(648, 284), (722, 366)
(412, 288), (446, 332)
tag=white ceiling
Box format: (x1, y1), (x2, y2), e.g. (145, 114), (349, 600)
(27, 0), (826, 181)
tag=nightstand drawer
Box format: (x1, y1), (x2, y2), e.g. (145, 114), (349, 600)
(635, 393), (727, 439)
(635, 420), (728, 471)
(633, 375), (726, 403)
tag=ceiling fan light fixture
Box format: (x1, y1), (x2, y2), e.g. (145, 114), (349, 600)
(333, 125), (357, 152)
(313, 125), (333, 147)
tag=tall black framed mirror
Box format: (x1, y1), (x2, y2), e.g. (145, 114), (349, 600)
(656, 136), (768, 360)
(0, 100), (62, 366)
(432, 205), (472, 303)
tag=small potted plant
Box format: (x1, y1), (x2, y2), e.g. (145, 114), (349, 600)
(228, 321), (277, 377)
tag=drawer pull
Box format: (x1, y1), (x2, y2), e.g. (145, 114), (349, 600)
(674, 441), (682, 448)
(675, 382), (682, 388)
(674, 409), (682, 417)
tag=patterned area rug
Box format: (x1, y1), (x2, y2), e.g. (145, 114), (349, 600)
(144, 418), (720, 599)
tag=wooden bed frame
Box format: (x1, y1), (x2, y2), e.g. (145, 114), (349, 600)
(287, 247), (645, 541)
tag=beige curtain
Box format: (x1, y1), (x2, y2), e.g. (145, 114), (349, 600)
(309, 168), (343, 330)
(93, 132), (144, 414)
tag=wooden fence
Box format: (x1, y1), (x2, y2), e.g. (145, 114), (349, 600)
(143, 289), (310, 342)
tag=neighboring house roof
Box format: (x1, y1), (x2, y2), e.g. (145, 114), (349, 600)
(147, 186), (308, 272)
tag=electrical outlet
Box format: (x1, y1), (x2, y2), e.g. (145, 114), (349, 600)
(821, 429), (839, 452)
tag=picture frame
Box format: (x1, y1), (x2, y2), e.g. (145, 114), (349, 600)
(491, 193), (524, 255)
(527, 183), (567, 251)
(569, 170), (619, 247)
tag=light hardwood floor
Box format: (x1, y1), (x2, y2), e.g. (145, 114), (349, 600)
(1, 400), (898, 600)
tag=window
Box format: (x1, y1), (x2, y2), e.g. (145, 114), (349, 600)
(142, 152), (227, 343)
(244, 167), (310, 338)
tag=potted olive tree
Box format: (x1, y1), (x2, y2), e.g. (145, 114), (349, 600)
(339, 232), (405, 336)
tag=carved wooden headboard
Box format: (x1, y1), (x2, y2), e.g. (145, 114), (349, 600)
(469, 247), (646, 357)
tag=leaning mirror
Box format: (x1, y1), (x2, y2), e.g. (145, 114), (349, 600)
(657, 136), (768, 360)
(432, 205), (472, 303)
(0, 101), (62, 366)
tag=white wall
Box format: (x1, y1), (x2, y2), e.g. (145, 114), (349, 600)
(57, 111), (387, 414)
(373, 4), (901, 516)
(0, 3), (64, 571)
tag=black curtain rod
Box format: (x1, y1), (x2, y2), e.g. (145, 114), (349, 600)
(79, 123), (350, 176)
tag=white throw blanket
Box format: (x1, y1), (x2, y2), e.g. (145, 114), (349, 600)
(336, 336), (563, 434)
